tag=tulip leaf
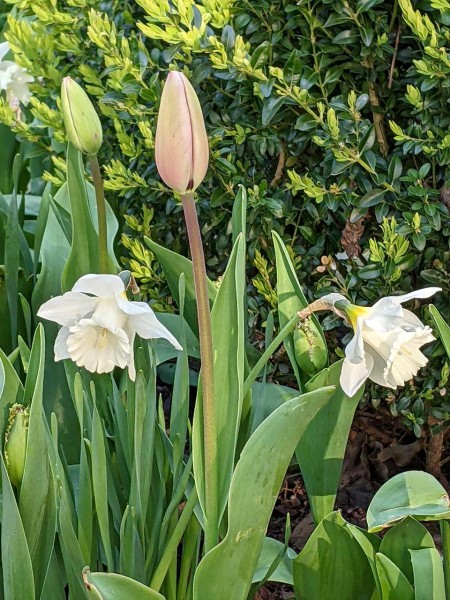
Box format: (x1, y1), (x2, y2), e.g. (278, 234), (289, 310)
(192, 233), (246, 524)
(0, 347), (23, 437)
(4, 158), (21, 348)
(193, 386), (334, 600)
(272, 230), (327, 388)
(1, 455), (35, 600)
(410, 548), (445, 600)
(91, 403), (114, 570)
(19, 324), (57, 598)
(347, 525), (382, 599)
(378, 516), (435, 584)
(252, 537), (297, 585)
(367, 471), (450, 532)
(293, 511), (375, 600)
(296, 360), (363, 523)
(61, 144), (117, 292)
(144, 236), (217, 338)
(83, 570), (165, 600)
(429, 304), (450, 359)
(375, 553), (414, 600)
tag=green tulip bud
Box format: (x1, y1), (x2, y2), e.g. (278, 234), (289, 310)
(155, 71), (209, 194)
(61, 76), (103, 156)
(293, 318), (328, 377)
(4, 404), (29, 488)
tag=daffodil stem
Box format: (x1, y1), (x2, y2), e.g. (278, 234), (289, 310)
(181, 193), (218, 552)
(88, 155), (109, 274)
(242, 314), (300, 398)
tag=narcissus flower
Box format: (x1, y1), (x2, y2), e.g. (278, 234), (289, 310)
(299, 288), (441, 397)
(0, 42), (34, 109)
(155, 71), (209, 194)
(38, 274), (182, 380)
(61, 77), (103, 155)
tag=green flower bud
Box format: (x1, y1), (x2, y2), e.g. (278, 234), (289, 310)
(293, 318), (328, 377)
(4, 404), (29, 488)
(61, 76), (103, 156)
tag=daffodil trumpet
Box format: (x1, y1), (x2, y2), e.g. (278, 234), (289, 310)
(38, 273), (182, 380)
(299, 288), (441, 397)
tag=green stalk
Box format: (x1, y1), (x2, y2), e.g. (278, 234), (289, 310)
(181, 193), (218, 552)
(441, 519), (450, 598)
(150, 489), (198, 591)
(88, 155), (108, 273)
(242, 314), (300, 398)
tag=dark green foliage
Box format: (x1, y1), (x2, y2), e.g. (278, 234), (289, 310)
(2, 0), (450, 431)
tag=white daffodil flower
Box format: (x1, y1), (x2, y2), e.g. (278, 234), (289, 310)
(333, 288), (441, 397)
(38, 274), (182, 380)
(0, 42), (34, 109)
(299, 287), (441, 397)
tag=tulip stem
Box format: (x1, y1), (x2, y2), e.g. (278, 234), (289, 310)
(181, 193), (218, 552)
(88, 155), (109, 274)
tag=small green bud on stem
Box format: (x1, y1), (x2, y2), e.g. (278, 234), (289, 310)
(4, 403), (29, 488)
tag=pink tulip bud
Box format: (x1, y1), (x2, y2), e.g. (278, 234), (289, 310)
(155, 71), (209, 194)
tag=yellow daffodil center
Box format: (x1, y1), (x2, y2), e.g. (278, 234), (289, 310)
(345, 304), (372, 329)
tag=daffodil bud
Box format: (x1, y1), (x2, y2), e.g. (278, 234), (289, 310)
(4, 404), (29, 488)
(293, 318), (328, 377)
(155, 71), (209, 194)
(61, 76), (103, 156)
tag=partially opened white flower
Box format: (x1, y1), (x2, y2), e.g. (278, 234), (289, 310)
(0, 41), (34, 109)
(38, 274), (182, 380)
(299, 287), (441, 397)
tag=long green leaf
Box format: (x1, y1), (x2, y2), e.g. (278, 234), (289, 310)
(0, 347), (23, 437)
(410, 548), (445, 600)
(272, 230), (327, 388)
(19, 325), (56, 598)
(293, 511), (375, 600)
(91, 403), (114, 569)
(1, 455), (35, 600)
(192, 234), (246, 523)
(61, 144), (116, 291)
(296, 360), (364, 523)
(193, 386), (334, 600)
(429, 304), (450, 359)
(32, 189), (80, 463)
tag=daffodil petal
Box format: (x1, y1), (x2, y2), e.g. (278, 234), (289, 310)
(128, 311), (182, 350)
(54, 326), (70, 361)
(0, 42), (10, 62)
(340, 352), (373, 397)
(115, 296), (151, 316)
(384, 327), (435, 386)
(38, 292), (98, 326)
(400, 308), (426, 330)
(365, 346), (396, 389)
(73, 274), (124, 298)
(124, 324), (137, 381)
(390, 287), (442, 303)
(345, 317), (365, 363)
